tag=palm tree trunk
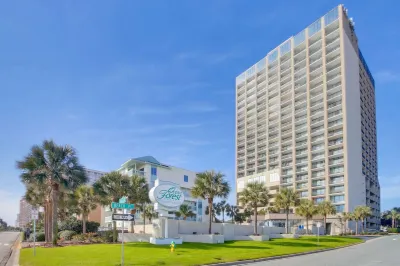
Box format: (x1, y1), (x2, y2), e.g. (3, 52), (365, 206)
(324, 215), (327, 234)
(51, 183), (59, 246)
(82, 215), (87, 234)
(393, 218), (395, 228)
(355, 220), (358, 235)
(112, 208), (117, 243)
(44, 203), (49, 243)
(222, 210), (225, 223)
(361, 218), (364, 233)
(143, 206), (146, 234)
(208, 199), (213, 234)
(306, 218), (309, 235)
(285, 210), (289, 234)
(130, 210), (135, 233)
(254, 209), (258, 235)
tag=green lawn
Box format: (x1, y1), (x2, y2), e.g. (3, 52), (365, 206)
(20, 236), (361, 266)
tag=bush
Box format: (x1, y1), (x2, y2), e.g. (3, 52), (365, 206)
(71, 233), (100, 242)
(58, 217), (100, 234)
(59, 230), (77, 241)
(97, 230), (114, 243)
(28, 232), (45, 242)
(387, 228), (399, 233)
(72, 234), (86, 242)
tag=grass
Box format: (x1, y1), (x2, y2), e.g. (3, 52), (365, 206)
(20, 236), (362, 266)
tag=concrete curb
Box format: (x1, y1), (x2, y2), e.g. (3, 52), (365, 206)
(206, 240), (365, 266)
(5, 233), (21, 266)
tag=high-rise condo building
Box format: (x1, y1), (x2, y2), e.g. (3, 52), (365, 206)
(18, 197), (33, 228)
(235, 5), (379, 231)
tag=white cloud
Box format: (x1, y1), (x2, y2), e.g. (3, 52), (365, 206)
(0, 190), (21, 225)
(375, 71), (400, 83)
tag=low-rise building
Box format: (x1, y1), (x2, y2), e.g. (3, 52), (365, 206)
(102, 156), (208, 230)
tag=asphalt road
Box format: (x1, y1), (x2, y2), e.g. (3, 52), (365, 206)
(0, 232), (19, 266)
(247, 236), (399, 266)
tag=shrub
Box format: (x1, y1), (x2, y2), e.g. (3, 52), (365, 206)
(58, 217), (100, 234)
(72, 234), (86, 242)
(97, 230), (114, 243)
(59, 230), (77, 241)
(28, 232), (45, 242)
(387, 228), (399, 233)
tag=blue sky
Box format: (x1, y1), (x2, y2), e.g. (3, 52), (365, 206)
(0, 0), (399, 225)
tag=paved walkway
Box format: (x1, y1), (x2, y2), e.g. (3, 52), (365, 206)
(246, 235), (399, 266)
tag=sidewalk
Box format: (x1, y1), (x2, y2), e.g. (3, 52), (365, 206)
(5, 234), (21, 266)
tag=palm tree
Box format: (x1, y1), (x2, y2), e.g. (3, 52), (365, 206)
(191, 170), (230, 234)
(17, 140), (87, 245)
(352, 210), (361, 235)
(217, 200), (230, 223)
(355, 206), (372, 233)
(238, 182), (270, 235)
(274, 188), (300, 234)
(74, 186), (98, 234)
(126, 175), (149, 233)
(142, 205), (157, 224)
(386, 209), (399, 228)
(205, 203), (220, 222)
(93, 171), (130, 242)
(317, 201), (337, 234)
(175, 204), (195, 220)
(296, 199), (317, 234)
(226, 205), (239, 224)
(341, 212), (352, 234)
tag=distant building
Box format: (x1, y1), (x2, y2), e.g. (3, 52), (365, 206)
(85, 169), (107, 184)
(18, 198), (32, 228)
(16, 214), (20, 228)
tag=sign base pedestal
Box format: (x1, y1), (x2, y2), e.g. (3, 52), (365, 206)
(150, 237), (183, 245)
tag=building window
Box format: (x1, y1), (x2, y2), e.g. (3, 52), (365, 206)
(151, 167), (157, 176)
(184, 175), (188, 182)
(335, 204), (345, 213)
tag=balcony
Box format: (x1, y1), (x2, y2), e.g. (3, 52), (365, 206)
(312, 189), (326, 196)
(312, 171), (325, 179)
(330, 185), (345, 194)
(330, 166), (344, 175)
(296, 174), (308, 181)
(330, 176), (344, 184)
(329, 148), (343, 157)
(309, 38), (322, 54)
(312, 162), (325, 170)
(328, 100), (342, 112)
(328, 118), (343, 129)
(328, 137), (343, 147)
(329, 157), (344, 166)
(297, 182), (308, 189)
(312, 180), (325, 187)
(312, 134), (325, 144)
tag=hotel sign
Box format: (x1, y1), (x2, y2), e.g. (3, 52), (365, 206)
(149, 182), (185, 209)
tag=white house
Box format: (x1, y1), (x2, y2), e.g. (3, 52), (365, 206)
(102, 156), (208, 229)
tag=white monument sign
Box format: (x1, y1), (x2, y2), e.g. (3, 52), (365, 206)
(149, 180), (185, 245)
